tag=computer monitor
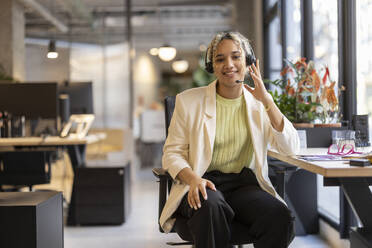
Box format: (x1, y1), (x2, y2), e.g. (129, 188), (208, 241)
(0, 82), (58, 118)
(59, 82), (94, 114)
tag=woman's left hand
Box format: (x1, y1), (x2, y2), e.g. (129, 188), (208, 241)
(244, 59), (271, 106)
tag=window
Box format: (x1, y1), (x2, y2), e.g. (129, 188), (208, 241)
(286, 0), (301, 61)
(356, 0), (372, 143)
(265, 0), (301, 81)
(313, 0), (338, 77)
(313, 0), (340, 221)
(267, 15), (282, 80)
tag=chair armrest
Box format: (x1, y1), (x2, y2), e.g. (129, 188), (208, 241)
(268, 157), (298, 173)
(153, 167), (173, 233)
(269, 163), (298, 173)
(152, 168), (173, 180)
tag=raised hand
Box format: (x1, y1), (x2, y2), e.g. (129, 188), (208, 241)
(244, 59), (271, 106)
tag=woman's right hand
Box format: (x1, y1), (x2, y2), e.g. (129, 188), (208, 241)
(187, 176), (216, 210)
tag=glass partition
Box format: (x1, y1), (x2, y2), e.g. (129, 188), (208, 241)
(356, 0), (372, 143)
(313, 0), (340, 221)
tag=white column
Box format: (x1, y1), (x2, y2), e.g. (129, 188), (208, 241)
(0, 0), (25, 81)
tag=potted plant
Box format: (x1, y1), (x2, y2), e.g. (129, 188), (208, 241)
(266, 58), (344, 128)
(0, 64), (17, 83)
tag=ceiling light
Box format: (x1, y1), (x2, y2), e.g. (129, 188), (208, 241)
(158, 44), (176, 61)
(149, 48), (159, 56)
(172, 59), (189, 73)
(47, 40), (58, 59)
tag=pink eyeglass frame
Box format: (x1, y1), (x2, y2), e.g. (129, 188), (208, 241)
(327, 144), (362, 156)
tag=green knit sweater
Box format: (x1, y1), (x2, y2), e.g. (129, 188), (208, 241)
(207, 93), (254, 173)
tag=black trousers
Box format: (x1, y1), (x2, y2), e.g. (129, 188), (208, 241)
(175, 168), (294, 248)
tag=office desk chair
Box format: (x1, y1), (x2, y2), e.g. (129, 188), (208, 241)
(0, 151), (53, 192)
(153, 96), (298, 247)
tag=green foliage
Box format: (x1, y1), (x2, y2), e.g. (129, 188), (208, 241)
(159, 78), (183, 96)
(265, 78), (321, 123)
(191, 56), (215, 88)
(268, 85), (295, 122)
(0, 64), (15, 82)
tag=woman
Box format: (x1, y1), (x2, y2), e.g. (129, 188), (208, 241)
(160, 31), (300, 248)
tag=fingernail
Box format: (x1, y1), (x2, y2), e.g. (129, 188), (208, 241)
(198, 204), (201, 208)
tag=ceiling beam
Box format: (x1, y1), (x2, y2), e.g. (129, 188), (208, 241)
(18, 0), (69, 33)
(56, 0), (92, 24)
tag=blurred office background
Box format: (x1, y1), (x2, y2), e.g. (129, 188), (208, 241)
(1, 0), (372, 247)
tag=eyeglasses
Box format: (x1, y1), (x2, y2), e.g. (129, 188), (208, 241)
(327, 144), (362, 156)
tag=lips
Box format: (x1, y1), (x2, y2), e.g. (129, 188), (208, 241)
(223, 71), (237, 76)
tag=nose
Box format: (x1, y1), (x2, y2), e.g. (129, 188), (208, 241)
(224, 57), (234, 69)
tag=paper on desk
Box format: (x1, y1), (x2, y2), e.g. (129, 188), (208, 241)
(298, 155), (345, 161)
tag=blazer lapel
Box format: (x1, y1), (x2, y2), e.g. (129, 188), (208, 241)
(203, 81), (217, 165)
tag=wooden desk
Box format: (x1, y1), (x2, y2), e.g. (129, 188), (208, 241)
(269, 148), (372, 248)
(0, 134), (105, 147)
(269, 148), (372, 177)
(0, 134), (105, 167)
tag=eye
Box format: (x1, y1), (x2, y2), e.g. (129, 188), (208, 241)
(215, 58), (224, 63)
(233, 55), (241, 60)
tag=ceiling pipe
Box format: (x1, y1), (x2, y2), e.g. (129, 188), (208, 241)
(158, 0), (227, 6)
(18, 0), (69, 33)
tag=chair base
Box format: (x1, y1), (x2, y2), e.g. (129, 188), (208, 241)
(166, 241), (245, 248)
(166, 241), (193, 246)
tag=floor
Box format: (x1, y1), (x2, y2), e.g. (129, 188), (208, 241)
(64, 166), (334, 248)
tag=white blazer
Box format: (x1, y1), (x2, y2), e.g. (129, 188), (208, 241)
(160, 80), (300, 233)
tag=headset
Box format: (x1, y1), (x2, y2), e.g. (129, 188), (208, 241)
(204, 40), (256, 74)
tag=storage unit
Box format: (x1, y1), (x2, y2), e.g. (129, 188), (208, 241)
(0, 191), (63, 248)
(68, 164), (131, 225)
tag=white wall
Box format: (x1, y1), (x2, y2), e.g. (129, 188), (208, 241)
(133, 52), (161, 108)
(25, 42), (70, 83)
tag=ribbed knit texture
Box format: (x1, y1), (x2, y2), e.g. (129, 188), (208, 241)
(207, 93), (254, 173)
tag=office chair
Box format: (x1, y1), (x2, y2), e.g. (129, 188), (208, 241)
(153, 96), (298, 247)
(0, 150), (53, 192)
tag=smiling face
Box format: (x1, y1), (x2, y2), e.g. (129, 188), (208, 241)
(213, 39), (247, 90)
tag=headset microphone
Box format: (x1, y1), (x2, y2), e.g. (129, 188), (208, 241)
(235, 80), (244, 84)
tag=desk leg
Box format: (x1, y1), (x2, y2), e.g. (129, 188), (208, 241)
(339, 189), (355, 239)
(340, 178), (372, 248)
(66, 144), (86, 226)
(66, 145), (86, 169)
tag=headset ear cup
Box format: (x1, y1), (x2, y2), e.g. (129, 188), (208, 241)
(246, 55), (256, 66)
(205, 47), (214, 73)
(205, 62), (214, 73)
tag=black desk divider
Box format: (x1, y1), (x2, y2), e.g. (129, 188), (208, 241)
(296, 127), (348, 148)
(353, 115), (370, 147)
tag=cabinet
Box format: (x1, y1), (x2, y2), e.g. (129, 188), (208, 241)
(68, 164), (131, 225)
(0, 191), (63, 248)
